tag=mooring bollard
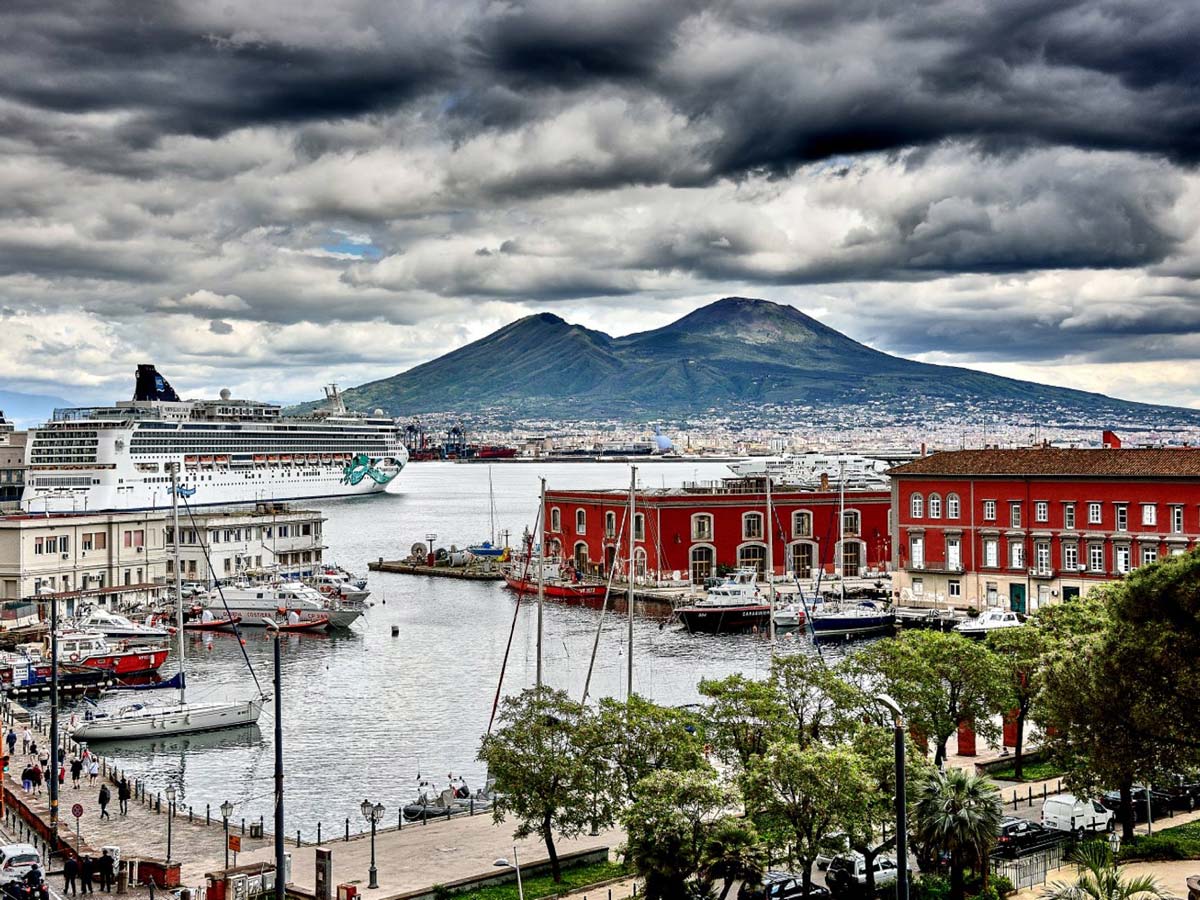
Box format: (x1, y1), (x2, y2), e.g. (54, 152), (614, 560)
(1028, 785), (1033, 804)
(317, 822), (322, 845)
(241, 818), (246, 835)
(189, 805), (193, 822)
(469, 799), (474, 816)
(345, 817), (350, 841)
(206, 803), (211, 825)
(156, 793), (161, 813)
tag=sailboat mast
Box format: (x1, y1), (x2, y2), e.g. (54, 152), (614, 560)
(767, 474), (776, 645)
(627, 465), (636, 701)
(170, 462), (186, 705)
(838, 460), (846, 603)
(536, 477), (545, 690)
(489, 466), (496, 546)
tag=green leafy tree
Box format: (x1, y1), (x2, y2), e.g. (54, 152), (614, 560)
(768, 653), (865, 747)
(855, 631), (1009, 765)
(592, 694), (708, 805)
(986, 624), (1050, 780)
(698, 673), (786, 771)
(479, 688), (616, 882)
(743, 742), (875, 893)
(622, 767), (732, 900)
(702, 819), (766, 900)
(1041, 841), (1165, 900)
(912, 768), (1003, 900)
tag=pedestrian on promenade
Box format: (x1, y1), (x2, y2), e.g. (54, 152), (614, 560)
(28, 739), (37, 760)
(88, 759), (99, 785)
(79, 856), (94, 895)
(38, 749), (48, 772)
(59, 762), (65, 787)
(71, 757), (83, 789)
(5, 728), (15, 755)
(21, 727), (31, 755)
(97, 851), (114, 893)
(30, 763), (42, 796)
(21, 764), (32, 793)
(98, 784), (111, 820)
(117, 777), (130, 815)
(63, 856), (79, 896)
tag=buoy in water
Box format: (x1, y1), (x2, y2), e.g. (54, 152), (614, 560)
(391, 625), (400, 636)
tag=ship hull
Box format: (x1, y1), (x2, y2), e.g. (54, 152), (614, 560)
(676, 604), (772, 633)
(503, 574), (610, 601)
(72, 699), (263, 741)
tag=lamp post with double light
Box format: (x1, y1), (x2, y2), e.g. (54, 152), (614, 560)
(875, 694), (908, 900)
(361, 799), (384, 889)
(221, 800), (234, 869)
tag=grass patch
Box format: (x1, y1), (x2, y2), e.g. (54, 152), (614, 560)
(1119, 820), (1200, 862)
(449, 860), (631, 900)
(986, 758), (1064, 783)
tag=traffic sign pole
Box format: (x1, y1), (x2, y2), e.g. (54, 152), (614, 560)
(72, 803), (84, 849)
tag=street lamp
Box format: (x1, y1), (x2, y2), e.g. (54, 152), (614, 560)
(221, 800), (234, 869)
(165, 786), (177, 864)
(493, 848), (524, 900)
(360, 799), (384, 889)
(875, 694), (908, 900)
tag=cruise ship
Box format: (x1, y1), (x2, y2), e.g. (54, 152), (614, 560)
(726, 450), (920, 489)
(24, 366), (407, 512)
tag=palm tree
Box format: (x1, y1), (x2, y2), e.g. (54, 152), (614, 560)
(912, 768), (1004, 900)
(702, 819), (765, 900)
(1042, 842), (1166, 900)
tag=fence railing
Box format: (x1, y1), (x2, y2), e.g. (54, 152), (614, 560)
(991, 840), (1069, 889)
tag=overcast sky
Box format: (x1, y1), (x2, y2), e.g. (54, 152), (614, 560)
(3, 0), (1200, 409)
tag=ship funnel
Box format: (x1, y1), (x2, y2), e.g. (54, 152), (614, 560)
(133, 364), (181, 402)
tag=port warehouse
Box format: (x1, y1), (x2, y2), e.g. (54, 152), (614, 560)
(542, 484), (893, 584)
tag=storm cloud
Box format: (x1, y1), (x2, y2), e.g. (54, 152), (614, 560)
(1, 0), (1200, 406)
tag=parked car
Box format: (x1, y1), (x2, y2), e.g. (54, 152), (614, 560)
(1042, 794), (1115, 836)
(825, 853), (907, 897)
(0, 845), (41, 885)
(1101, 786), (1174, 822)
(815, 832), (850, 870)
(1162, 774), (1200, 812)
(995, 817), (1056, 857)
(739, 873), (832, 900)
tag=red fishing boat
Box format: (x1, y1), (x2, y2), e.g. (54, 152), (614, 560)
(263, 614), (331, 632)
(181, 614), (242, 632)
(503, 572), (610, 602)
(50, 632), (169, 677)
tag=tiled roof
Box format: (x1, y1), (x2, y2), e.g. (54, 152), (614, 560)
(889, 448), (1200, 478)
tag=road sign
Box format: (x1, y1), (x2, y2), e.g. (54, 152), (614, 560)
(71, 804), (84, 819)
(228, 834), (242, 853)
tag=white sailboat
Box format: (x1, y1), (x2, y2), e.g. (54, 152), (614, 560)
(72, 466), (266, 742)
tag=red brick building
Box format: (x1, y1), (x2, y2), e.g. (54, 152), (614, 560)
(543, 485), (891, 583)
(888, 448), (1200, 613)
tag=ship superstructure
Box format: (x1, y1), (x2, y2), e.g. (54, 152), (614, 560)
(24, 366), (407, 512)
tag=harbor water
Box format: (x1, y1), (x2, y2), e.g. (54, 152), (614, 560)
(51, 461), (838, 838)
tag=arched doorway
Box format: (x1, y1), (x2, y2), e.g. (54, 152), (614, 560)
(787, 541), (816, 578)
(738, 543), (767, 576)
(840, 540), (864, 577)
(690, 545), (715, 583)
(604, 545), (616, 576)
(574, 542), (588, 571)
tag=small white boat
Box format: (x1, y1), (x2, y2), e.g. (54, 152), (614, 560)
(772, 602), (806, 628)
(306, 571), (370, 603)
(954, 607), (1023, 638)
(202, 583), (364, 629)
(76, 608), (171, 641)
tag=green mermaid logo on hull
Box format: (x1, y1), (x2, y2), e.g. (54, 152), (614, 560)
(341, 454), (398, 486)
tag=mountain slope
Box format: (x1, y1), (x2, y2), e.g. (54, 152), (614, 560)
(305, 298), (1197, 422)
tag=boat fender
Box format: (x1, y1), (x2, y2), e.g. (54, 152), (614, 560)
(69, 653), (80, 662)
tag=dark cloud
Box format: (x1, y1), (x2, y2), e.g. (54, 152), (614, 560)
(208, 320), (234, 334)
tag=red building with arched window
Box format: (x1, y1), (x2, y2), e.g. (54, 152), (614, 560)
(543, 483), (891, 583)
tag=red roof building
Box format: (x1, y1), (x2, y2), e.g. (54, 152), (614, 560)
(888, 448), (1200, 613)
(543, 482), (891, 584)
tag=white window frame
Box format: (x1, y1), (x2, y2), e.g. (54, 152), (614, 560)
(948, 579), (962, 598)
(842, 509), (861, 536)
(550, 507), (561, 532)
(1089, 543), (1105, 572)
(1141, 504), (1157, 527)
(946, 537), (961, 571)
(1172, 505), (1184, 534)
(1009, 540), (1025, 569)
(1035, 541), (1050, 572)
(1035, 501), (1048, 523)
(983, 538), (998, 568)
(1063, 542), (1079, 571)
(1115, 544), (1131, 574)
(1010, 503), (1022, 528)
(605, 511), (616, 538)
(910, 493), (924, 518)
(633, 513), (645, 542)
(928, 494), (942, 519)
(946, 493), (961, 519)
(575, 508), (586, 534)
(1140, 544), (1158, 567)
(983, 500), (996, 521)
(742, 512), (764, 541)
(1115, 504), (1128, 532)
(1063, 503), (1076, 530)
(791, 510), (812, 538)
(909, 536), (925, 569)
(691, 513), (714, 541)
(1088, 502), (1102, 525)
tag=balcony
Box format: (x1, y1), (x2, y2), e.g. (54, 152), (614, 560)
(1029, 567), (1056, 579)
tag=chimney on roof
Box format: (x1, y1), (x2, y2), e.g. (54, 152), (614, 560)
(820, 473), (830, 491)
(1102, 430), (1122, 449)
(920, 442), (926, 457)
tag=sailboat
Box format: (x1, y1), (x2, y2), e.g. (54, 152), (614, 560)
(72, 466), (266, 742)
(469, 467), (507, 558)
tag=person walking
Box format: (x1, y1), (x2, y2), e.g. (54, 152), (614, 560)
(5, 728), (15, 756)
(97, 851), (114, 893)
(117, 777), (131, 816)
(38, 749), (49, 773)
(71, 757), (83, 789)
(98, 783), (111, 820)
(63, 856), (79, 897)
(28, 739), (37, 760)
(79, 856), (94, 896)
(20, 764), (33, 793)
(88, 758), (99, 785)
(30, 762), (42, 796)
(21, 727), (31, 755)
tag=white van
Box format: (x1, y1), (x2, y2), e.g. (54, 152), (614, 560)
(1042, 793), (1114, 835)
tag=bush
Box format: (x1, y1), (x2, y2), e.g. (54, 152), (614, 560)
(1119, 819), (1200, 862)
(911, 874), (949, 900)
